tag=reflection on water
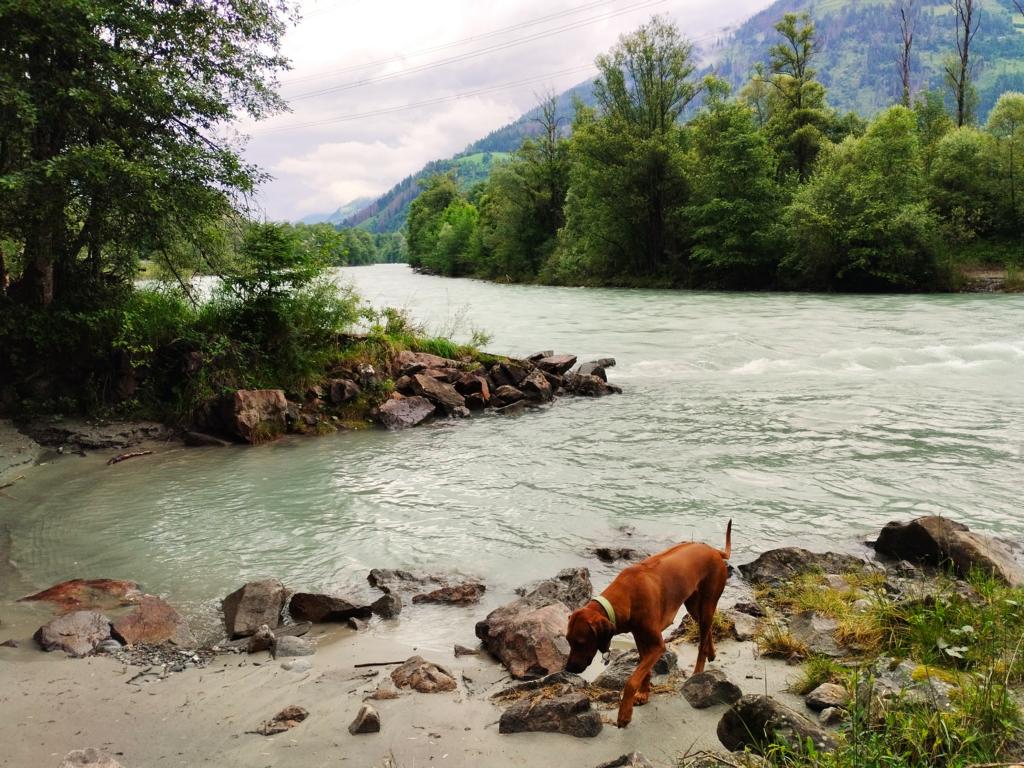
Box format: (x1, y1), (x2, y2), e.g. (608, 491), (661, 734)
(3, 265), (1022, 642)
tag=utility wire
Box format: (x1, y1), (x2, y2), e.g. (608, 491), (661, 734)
(284, 0), (626, 84)
(286, 0), (667, 101)
(254, 64), (597, 135)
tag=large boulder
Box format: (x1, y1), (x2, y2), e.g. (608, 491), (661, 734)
(222, 579), (287, 638)
(490, 385), (525, 408)
(390, 655), (457, 693)
(536, 354), (577, 376)
(395, 350), (455, 374)
(563, 372), (621, 397)
(411, 374), (466, 415)
(377, 396), (435, 430)
(874, 516), (1024, 587)
(499, 691), (603, 737)
(476, 601), (572, 679)
(738, 549), (867, 587)
(594, 648), (678, 690)
(19, 578), (142, 613)
(112, 595), (196, 647)
(520, 370), (553, 401)
(516, 567), (593, 610)
(223, 389), (287, 443)
(718, 695), (837, 755)
(288, 592), (372, 623)
(35, 610), (111, 657)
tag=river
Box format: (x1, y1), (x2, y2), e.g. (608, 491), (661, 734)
(2, 264), (1022, 644)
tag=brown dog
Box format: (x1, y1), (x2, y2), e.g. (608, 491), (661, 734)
(565, 521), (732, 728)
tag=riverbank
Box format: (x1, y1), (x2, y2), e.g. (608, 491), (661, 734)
(3, 514), (1022, 767)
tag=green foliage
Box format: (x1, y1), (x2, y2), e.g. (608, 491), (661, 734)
(406, 174), (460, 269)
(783, 106), (943, 290)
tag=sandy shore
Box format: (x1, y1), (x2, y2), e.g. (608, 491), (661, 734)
(0, 616), (803, 768)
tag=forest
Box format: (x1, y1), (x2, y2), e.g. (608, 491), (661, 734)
(405, 13), (1024, 292)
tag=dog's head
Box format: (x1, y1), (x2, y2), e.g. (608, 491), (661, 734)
(564, 606), (614, 674)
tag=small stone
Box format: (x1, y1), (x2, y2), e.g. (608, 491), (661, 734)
(595, 753), (655, 768)
(0, 639), (18, 648)
(58, 749), (124, 768)
(94, 639), (122, 654)
(454, 644), (480, 657)
(594, 648), (677, 690)
(805, 683), (850, 712)
(347, 617), (368, 631)
(273, 635), (315, 658)
(391, 655), (457, 693)
(852, 598), (872, 613)
(732, 600), (766, 618)
(247, 624), (275, 653)
(34, 610), (111, 657)
(281, 658), (312, 673)
(499, 691), (602, 737)
(413, 583), (486, 606)
(726, 610), (759, 642)
(349, 703), (381, 734)
(371, 592), (402, 619)
(823, 575), (852, 593)
(789, 610), (845, 657)
(819, 706), (847, 726)
(682, 669), (743, 708)
(369, 678), (401, 700)
(254, 704), (308, 735)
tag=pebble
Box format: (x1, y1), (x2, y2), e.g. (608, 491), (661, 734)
(281, 658), (312, 673)
(273, 635), (315, 658)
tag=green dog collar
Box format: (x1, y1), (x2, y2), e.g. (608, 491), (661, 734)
(594, 595), (616, 629)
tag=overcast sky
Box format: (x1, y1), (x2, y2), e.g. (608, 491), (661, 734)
(244, 0), (774, 222)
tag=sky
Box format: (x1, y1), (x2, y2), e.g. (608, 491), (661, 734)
(244, 0), (775, 222)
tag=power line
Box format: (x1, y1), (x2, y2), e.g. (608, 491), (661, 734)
(283, 0), (625, 85)
(254, 64), (597, 135)
(286, 0), (667, 101)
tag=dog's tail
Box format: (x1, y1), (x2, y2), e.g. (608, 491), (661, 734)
(722, 519), (732, 561)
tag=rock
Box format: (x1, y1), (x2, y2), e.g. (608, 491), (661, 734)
(377, 396), (436, 430)
(805, 683), (850, 712)
(819, 707), (846, 726)
(490, 361), (532, 389)
(595, 754), (654, 768)
(789, 611), (845, 657)
(717, 695), (837, 754)
(737, 549), (866, 587)
(58, 749), (124, 768)
(412, 583), (486, 605)
(411, 374), (465, 415)
(19, 578), (142, 613)
(367, 569), (438, 592)
(247, 624), (275, 653)
(222, 579), (287, 638)
(590, 547), (647, 564)
(348, 703), (381, 734)
(223, 389), (287, 443)
(495, 400), (527, 417)
(111, 595), (196, 648)
(183, 431), (232, 447)
(823, 574), (852, 592)
(491, 385), (525, 408)
(328, 378), (360, 404)
(253, 704), (308, 736)
(356, 363), (379, 387)
(369, 677), (401, 700)
(35, 610), (111, 657)
(577, 361), (612, 381)
(594, 648), (678, 690)
(454, 644), (481, 657)
(273, 635), (315, 658)
(494, 670), (588, 699)
(682, 669), (743, 708)
(527, 350), (554, 363)
(726, 610), (760, 642)
(562, 372), (621, 397)
(859, 658), (956, 713)
(516, 567), (593, 610)
(680, 753), (766, 768)
(536, 354), (577, 376)
(1, 638), (19, 648)
(289, 592), (372, 623)
(852, 598), (872, 612)
(454, 373), (490, 403)
(476, 601), (571, 679)
(732, 600), (766, 618)
(874, 516), (1024, 587)
(499, 691), (603, 737)
(520, 369), (553, 401)
(396, 350), (455, 373)
(391, 655), (457, 693)
(371, 592), (402, 619)
(281, 658), (312, 673)
(464, 392), (488, 411)
(347, 617), (368, 631)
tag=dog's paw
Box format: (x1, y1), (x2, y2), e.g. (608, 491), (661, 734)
(634, 691), (650, 706)
(616, 716), (632, 729)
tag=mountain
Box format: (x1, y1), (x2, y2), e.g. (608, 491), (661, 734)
(709, 0), (1024, 119)
(333, 0), (1024, 233)
(342, 151), (510, 233)
(297, 196), (374, 226)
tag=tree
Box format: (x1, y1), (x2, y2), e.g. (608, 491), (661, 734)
(683, 98), (783, 285)
(0, 0), (291, 307)
(986, 93), (1024, 238)
(896, 1), (918, 108)
(405, 175), (459, 269)
(555, 16), (698, 280)
(764, 13), (831, 181)
(928, 127), (1001, 241)
(945, 0), (980, 128)
(783, 106), (941, 291)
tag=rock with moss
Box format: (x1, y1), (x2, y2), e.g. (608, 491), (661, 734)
(718, 694), (837, 755)
(738, 549), (867, 587)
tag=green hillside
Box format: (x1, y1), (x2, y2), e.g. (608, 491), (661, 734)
(343, 152), (509, 233)
(712, 0), (1024, 119)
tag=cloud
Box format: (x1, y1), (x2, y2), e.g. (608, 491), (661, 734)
(245, 0), (774, 220)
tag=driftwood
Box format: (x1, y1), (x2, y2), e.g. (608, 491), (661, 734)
(353, 660), (406, 668)
(106, 450), (153, 466)
(0, 475), (24, 491)
(219, 621), (312, 649)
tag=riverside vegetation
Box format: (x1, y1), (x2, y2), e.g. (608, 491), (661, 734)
(405, 14), (1024, 291)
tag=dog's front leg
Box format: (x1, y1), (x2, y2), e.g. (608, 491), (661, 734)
(617, 633), (664, 728)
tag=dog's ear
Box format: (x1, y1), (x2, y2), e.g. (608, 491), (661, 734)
(592, 616), (614, 653)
